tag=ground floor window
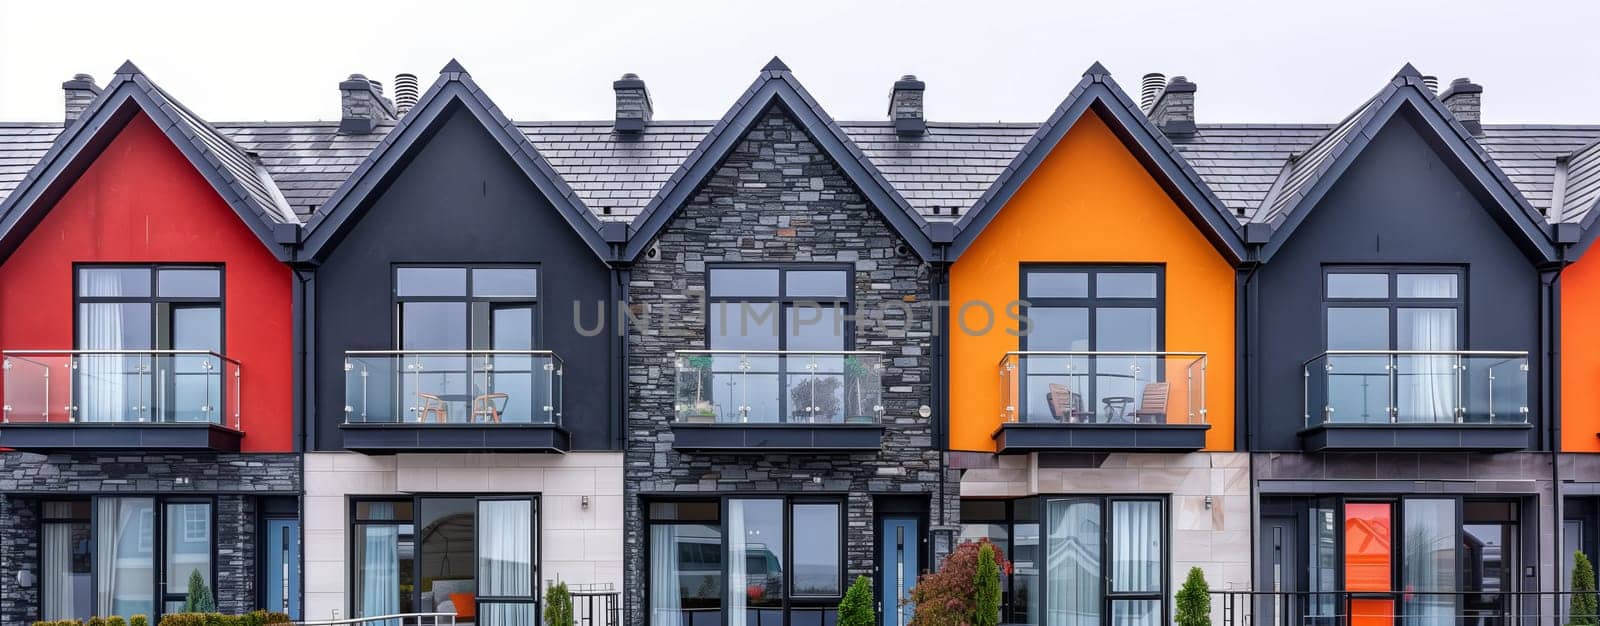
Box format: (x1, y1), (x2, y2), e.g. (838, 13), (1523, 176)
(1263, 495), (1523, 626)
(40, 497), (216, 621)
(350, 495), (539, 625)
(961, 497), (1164, 626)
(647, 497), (844, 626)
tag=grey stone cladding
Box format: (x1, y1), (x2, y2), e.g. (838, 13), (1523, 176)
(0, 451), (299, 622)
(621, 105), (958, 619)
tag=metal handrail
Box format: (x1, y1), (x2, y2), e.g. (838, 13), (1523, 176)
(345, 349), (558, 356)
(1301, 349), (1528, 368)
(4, 348), (242, 368)
(674, 349), (887, 356)
(296, 613), (457, 626)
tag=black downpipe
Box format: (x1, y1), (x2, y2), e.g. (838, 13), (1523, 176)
(294, 267), (315, 452)
(932, 258), (950, 532)
(615, 265), (631, 451)
(1238, 256), (1262, 595)
(1547, 262), (1565, 599)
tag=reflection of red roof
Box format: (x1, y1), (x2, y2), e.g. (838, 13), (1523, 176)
(1346, 517), (1391, 553)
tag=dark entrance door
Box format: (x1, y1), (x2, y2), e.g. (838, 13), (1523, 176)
(1258, 515), (1299, 626)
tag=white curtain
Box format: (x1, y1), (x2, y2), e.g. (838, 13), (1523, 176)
(478, 500), (533, 598)
(651, 525), (684, 626)
(80, 289), (126, 424)
(1111, 501), (1160, 594)
(1046, 500), (1101, 626)
(1400, 306), (1457, 423)
(95, 498), (152, 617)
(726, 501), (749, 626)
(42, 521), (75, 620)
(356, 503), (400, 622)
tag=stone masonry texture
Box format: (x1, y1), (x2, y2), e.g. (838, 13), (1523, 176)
(622, 105), (958, 621)
(0, 452), (299, 622)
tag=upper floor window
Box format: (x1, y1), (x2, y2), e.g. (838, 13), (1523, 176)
(1019, 266), (1163, 423)
(394, 266), (539, 350)
(75, 265), (222, 423)
(707, 266), (852, 351)
(1324, 268), (1462, 352)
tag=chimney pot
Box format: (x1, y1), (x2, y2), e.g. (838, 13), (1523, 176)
(339, 73), (396, 134)
(1440, 77), (1484, 136)
(1140, 73), (1167, 112)
(393, 73), (420, 116)
(889, 74), (926, 136)
(1148, 75), (1197, 135)
(613, 73), (653, 134)
(62, 73), (101, 124)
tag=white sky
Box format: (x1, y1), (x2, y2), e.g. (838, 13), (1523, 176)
(2, 0), (1599, 125)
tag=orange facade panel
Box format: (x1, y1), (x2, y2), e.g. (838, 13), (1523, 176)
(948, 110), (1236, 452)
(1562, 251), (1600, 452)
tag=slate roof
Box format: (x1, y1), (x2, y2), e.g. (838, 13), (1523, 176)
(5, 68), (1600, 234)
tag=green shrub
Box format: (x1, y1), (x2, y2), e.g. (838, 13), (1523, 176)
(1575, 551), (1598, 626)
(108, 618), (127, 626)
(1177, 567), (1212, 626)
(908, 539), (1012, 626)
(544, 581), (573, 626)
(87, 617), (106, 626)
(182, 570), (216, 614)
(974, 543), (1001, 626)
(837, 575), (874, 626)
(131, 617), (148, 626)
(32, 621), (85, 626)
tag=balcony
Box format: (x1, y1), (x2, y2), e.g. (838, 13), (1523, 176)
(1, 350), (244, 451)
(670, 350), (886, 453)
(992, 352), (1210, 453)
(341, 350), (567, 453)
(1300, 350), (1532, 452)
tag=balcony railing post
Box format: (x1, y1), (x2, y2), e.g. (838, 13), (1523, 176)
(66, 357), (77, 421)
(1487, 360), (1496, 422)
(233, 358), (242, 430)
(1386, 353), (1398, 423)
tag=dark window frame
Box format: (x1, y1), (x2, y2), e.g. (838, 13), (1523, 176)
(1320, 265), (1467, 352)
(1018, 265), (1166, 422)
(644, 494), (850, 626)
(70, 494), (220, 623)
(391, 264), (542, 351)
(345, 493), (542, 622)
(38, 499), (92, 622)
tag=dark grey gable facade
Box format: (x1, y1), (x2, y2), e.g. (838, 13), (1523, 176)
(301, 64), (622, 452)
(1246, 69), (1564, 615)
(621, 63), (957, 624)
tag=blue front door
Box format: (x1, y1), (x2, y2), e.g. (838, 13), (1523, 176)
(264, 519), (301, 619)
(880, 517), (919, 626)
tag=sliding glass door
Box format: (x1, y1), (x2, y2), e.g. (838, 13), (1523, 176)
(96, 498), (155, 617)
(42, 502), (92, 621)
(477, 499), (539, 625)
(161, 501), (214, 614)
(1043, 497), (1165, 626)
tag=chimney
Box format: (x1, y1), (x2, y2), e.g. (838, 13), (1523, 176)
(393, 73), (420, 116)
(1422, 75), (1439, 94)
(339, 73), (396, 134)
(613, 73), (653, 134)
(1140, 73), (1166, 112)
(1440, 77), (1484, 136)
(1148, 75), (1197, 135)
(888, 74), (926, 136)
(62, 74), (100, 123)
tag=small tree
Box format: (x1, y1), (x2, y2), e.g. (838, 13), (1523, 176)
(544, 581), (574, 626)
(1574, 551), (1598, 626)
(837, 575), (875, 626)
(1176, 567), (1212, 626)
(973, 543), (1001, 626)
(182, 569), (215, 613)
(908, 539), (1012, 626)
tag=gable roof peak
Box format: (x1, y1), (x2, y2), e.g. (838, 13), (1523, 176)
(1393, 62), (1424, 81)
(440, 58), (468, 75)
(114, 60), (143, 77)
(762, 56), (790, 73)
(1082, 61), (1112, 78)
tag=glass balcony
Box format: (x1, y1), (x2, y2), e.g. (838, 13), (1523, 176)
(999, 352), (1207, 426)
(2, 349), (241, 429)
(672, 350), (885, 424)
(1303, 351), (1529, 427)
(343, 350), (563, 426)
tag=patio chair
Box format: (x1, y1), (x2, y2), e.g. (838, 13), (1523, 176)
(1132, 382), (1170, 424)
(472, 392), (509, 423)
(417, 392), (449, 423)
(1046, 384), (1083, 423)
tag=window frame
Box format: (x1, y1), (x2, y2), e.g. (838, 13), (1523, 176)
(73, 263), (227, 353)
(1018, 265), (1166, 422)
(345, 493), (542, 622)
(391, 264), (542, 351)
(39, 499), (93, 622)
(644, 494), (849, 626)
(1320, 266), (1466, 352)
(71, 495), (220, 622)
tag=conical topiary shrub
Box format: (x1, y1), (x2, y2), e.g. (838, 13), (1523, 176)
(837, 575), (874, 626)
(1176, 567), (1212, 626)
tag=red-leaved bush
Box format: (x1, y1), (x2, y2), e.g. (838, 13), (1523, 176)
(907, 539), (1013, 626)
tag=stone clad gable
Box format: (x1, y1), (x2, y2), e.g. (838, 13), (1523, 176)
(620, 104), (956, 617)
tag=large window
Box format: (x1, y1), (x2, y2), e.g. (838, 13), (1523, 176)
(351, 496), (539, 625)
(647, 498), (845, 626)
(1019, 267), (1163, 423)
(1323, 268), (1463, 423)
(965, 496), (1165, 626)
(49, 497), (216, 620)
(75, 265), (223, 423)
(393, 266), (543, 423)
(703, 265), (855, 423)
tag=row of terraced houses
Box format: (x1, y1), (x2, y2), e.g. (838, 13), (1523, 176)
(2, 57), (1600, 626)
